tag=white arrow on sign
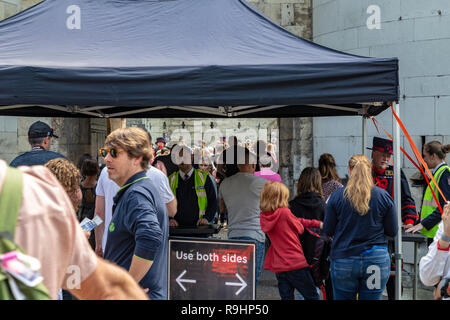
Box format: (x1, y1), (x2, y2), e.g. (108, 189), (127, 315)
(176, 270), (197, 292)
(225, 273), (247, 296)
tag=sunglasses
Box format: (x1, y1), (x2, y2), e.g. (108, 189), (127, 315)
(98, 148), (124, 158)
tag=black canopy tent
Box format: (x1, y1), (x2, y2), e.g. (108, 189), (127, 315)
(0, 0), (398, 118)
(0, 0), (405, 299)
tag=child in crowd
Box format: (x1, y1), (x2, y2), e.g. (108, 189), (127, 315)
(260, 181), (322, 300)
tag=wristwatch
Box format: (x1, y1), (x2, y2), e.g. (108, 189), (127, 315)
(440, 234), (450, 243)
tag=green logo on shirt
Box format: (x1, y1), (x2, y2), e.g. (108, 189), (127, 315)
(109, 222), (115, 232)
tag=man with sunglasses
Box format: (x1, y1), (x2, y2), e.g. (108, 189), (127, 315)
(99, 127), (169, 300)
(10, 121), (66, 168)
(94, 132), (176, 259)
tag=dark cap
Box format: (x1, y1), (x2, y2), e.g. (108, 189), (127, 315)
(156, 137), (166, 144)
(28, 121), (59, 139)
(367, 137), (393, 154)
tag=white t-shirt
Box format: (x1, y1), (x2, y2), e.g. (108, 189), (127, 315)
(218, 172), (267, 243)
(419, 221), (450, 300)
(96, 165), (174, 251)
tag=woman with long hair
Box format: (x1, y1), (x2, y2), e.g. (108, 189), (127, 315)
(289, 167), (328, 299)
(318, 153), (343, 201)
(406, 141), (450, 242)
(290, 167), (325, 221)
(323, 154), (397, 300)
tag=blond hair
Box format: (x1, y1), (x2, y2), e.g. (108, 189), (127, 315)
(344, 154), (373, 215)
(260, 181), (289, 212)
(105, 127), (153, 169)
(45, 158), (81, 210)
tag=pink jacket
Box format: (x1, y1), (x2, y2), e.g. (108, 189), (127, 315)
(260, 207), (321, 273)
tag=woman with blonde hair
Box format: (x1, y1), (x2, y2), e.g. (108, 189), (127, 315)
(323, 154), (397, 300)
(260, 181), (322, 300)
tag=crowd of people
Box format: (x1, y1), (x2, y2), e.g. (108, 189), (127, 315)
(1, 120), (449, 301)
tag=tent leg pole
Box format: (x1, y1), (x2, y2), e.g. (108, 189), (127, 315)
(362, 115), (367, 156)
(392, 101), (402, 300)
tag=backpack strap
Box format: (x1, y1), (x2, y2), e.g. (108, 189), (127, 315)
(0, 167), (23, 240)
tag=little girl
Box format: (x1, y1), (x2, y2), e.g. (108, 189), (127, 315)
(260, 181), (322, 300)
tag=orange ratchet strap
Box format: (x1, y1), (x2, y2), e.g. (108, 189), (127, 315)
(390, 104), (446, 214)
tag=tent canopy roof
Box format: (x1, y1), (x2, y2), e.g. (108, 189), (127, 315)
(0, 0), (399, 118)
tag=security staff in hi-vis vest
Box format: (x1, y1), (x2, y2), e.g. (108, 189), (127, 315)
(406, 141), (450, 244)
(368, 137), (419, 300)
(168, 145), (217, 228)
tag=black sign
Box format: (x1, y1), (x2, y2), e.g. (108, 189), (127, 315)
(168, 237), (255, 300)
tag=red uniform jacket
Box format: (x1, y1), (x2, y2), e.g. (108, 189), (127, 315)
(372, 165), (419, 225)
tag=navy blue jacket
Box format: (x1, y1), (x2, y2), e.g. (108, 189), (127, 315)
(10, 149), (65, 167)
(323, 186), (398, 260)
(104, 171), (168, 300)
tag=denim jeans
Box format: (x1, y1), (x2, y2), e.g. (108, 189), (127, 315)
(276, 268), (320, 300)
(230, 237), (265, 287)
(330, 246), (390, 300)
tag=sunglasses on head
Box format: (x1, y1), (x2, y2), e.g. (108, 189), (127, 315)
(98, 148), (124, 158)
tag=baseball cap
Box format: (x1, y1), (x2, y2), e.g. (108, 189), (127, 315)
(28, 121), (59, 139)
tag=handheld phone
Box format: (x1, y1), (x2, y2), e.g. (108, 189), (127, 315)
(80, 215), (103, 232)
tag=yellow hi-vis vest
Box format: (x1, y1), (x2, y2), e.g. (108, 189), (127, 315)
(169, 169), (209, 219)
(420, 164), (450, 238)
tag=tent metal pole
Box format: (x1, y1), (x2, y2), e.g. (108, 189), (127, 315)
(306, 104), (360, 113)
(392, 101), (402, 300)
(107, 106), (168, 118)
(168, 106), (226, 117)
(362, 116), (367, 156)
(235, 105), (291, 116)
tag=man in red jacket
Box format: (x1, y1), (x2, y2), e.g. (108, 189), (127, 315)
(260, 181), (322, 300)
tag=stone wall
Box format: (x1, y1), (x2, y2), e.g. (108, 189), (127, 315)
(2, 116), (97, 165)
(0, 0), (20, 20)
(248, 0), (314, 197)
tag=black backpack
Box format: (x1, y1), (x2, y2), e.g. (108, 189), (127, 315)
(299, 227), (332, 287)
